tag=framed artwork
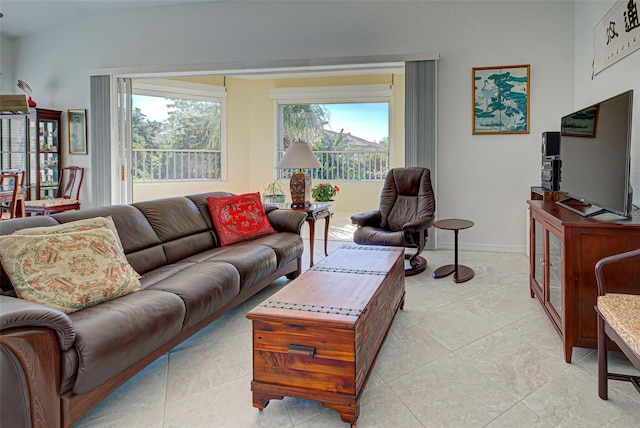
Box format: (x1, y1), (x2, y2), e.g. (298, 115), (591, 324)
(472, 64), (530, 134)
(68, 109), (87, 154)
(561, 104), (599, 137)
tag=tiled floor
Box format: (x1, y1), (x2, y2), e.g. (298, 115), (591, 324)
(74, 213), (640, 427)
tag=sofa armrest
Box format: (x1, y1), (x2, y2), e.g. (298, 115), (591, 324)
(0, 296), (75, 351)
(267, 209), (307, 234)
(351, 211), (382, 228)
(403, 215), (435, 233)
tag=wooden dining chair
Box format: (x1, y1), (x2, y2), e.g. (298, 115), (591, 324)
(595, 248), (640, 400)
(24, 166), (85, 216)
(0, 172), (21, 220)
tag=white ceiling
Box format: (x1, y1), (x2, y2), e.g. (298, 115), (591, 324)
(0, 0), (212, 39)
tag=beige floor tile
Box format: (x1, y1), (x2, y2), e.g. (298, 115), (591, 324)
(485, 403), (553, 427)
(410, 302), (501, 351)
(455, 282), (541, 328)
(388, 353), (516, 427)
(373, 311), (449, 382)
(574, 349), (640, 403)
(166, 332), (252, 403)
(164, 375), (292, 428)
(499, 310), (592, 363)
(354, 383), (424, 428)
(455, 329), (569, 400)
(523, 366), (640, 426)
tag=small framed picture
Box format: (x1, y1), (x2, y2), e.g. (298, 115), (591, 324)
(472, 64), (530, 134)
(68, 109), (87, 154)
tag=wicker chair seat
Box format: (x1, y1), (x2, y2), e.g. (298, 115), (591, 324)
(25, 198), (80, 208)
(597, 293), (640, 354)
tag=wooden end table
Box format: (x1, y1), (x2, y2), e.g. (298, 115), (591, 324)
(275, 203), (331, 267)
(432, 218), (475, 283)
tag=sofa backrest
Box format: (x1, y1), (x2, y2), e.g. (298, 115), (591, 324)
(0, 192), (235, 293)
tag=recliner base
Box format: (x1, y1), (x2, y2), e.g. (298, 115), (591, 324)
(405, 254), (427, 276)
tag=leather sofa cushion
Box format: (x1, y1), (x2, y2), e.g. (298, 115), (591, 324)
(239, 232), (303, 269)
(69, 290), (185, 394)
(53, 205), (162, 255)
(182, 244), (277, 291)
(143, 261), (240, 331)
(186, 192), (233, 230)
(134, 197), (209, 243)
(162, 232), (216, 265)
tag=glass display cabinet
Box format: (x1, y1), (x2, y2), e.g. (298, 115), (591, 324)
(0, 108), (62, 200)
(36, 109), (63, 199)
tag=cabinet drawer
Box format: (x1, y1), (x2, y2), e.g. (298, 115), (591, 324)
(252, 320), (356, 394)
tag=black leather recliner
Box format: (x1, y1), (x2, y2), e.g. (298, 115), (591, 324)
(351, 167), (435, 276)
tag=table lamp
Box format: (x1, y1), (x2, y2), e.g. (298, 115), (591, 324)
(276, 141), (323, 208)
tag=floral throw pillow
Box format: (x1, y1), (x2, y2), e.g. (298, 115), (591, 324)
(207, 192), (276, 246)
(13, 216), (126, 254)
(0, 228), (141, 314)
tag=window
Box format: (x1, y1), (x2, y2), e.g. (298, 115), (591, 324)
(131, 79), (226, 182)
(271, 85), (392, 181)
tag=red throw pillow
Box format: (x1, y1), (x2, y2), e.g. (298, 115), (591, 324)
(207, 192), (276, 246)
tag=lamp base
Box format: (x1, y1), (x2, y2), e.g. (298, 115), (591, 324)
(290, 171), (311, 207)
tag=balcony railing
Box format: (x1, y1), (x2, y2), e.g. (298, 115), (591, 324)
(278, 150), (389, 181)
(132, 148), (388, 183)
(132, 148), (222, 182)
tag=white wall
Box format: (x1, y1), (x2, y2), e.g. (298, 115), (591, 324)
(5, 1), (577, 253)
(574, 1), (640, 209)
(0, 36), (17, 94)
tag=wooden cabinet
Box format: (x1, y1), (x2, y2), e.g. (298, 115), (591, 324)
(0, 108), (62, 200)
(34, 109), (63, 200)
(528, 200), (640, 363)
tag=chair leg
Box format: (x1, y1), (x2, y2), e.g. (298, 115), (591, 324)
(597, 312), (608, 400)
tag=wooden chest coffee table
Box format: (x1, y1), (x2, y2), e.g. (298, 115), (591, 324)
(246, 245), (405, 427)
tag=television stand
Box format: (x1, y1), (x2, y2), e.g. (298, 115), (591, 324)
(527, 200), (640, 362)
(556, 197), (606, 217)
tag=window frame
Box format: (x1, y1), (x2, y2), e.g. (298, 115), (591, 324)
(269, 84), (393, 182)
(131, 78), (228, 181)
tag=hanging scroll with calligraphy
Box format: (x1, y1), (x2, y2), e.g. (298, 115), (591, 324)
(593, 0), (640, 76)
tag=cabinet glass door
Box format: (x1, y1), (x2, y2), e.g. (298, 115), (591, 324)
(38, 118), (59, 199)
(547, 229), (562, 318)
(533, 219), (544, 290)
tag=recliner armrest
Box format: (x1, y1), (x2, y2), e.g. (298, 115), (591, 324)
(351, 211), (382, 228)
(0, 296), (75, 351)
(402, 215), (435, 233)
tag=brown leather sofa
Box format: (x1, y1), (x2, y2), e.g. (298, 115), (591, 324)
(0, 192), (307, 428)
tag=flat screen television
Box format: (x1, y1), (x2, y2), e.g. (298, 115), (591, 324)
(557, 90), (634, 218)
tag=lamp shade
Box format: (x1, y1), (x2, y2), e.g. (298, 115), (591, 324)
(276, 142), (323, 170)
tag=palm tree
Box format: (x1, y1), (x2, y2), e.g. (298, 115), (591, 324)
(282, 104), (329, 148)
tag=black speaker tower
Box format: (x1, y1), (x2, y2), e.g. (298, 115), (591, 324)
(541, 132), (561, 191)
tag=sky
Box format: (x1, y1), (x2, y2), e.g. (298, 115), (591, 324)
(132, 96), (389, 143)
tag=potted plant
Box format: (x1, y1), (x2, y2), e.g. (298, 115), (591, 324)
(263, 180), (287, 204)
(311, 182), (340, 202)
